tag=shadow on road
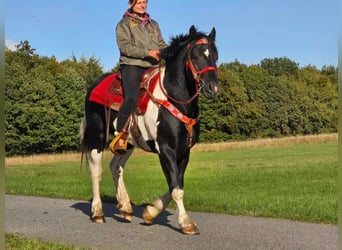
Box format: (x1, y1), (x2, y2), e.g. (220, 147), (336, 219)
(70, 201), (180, 233)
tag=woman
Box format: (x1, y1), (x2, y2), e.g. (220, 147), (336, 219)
(110, 0), (168, 155)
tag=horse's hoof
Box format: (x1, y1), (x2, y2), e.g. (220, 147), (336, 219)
(142, 208), (154, 224)
(181, 224), (200, 235)
(119, 211), (133, 222)
(91, 215), (105, 223)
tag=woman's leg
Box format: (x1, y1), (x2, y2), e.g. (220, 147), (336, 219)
(110, 65), (145, 154)
(116, 65), (144, 131)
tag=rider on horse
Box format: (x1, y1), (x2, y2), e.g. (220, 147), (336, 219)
(111, 0), (168, 155)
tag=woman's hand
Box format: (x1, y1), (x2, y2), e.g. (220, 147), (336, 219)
(148, 50), (161, 61)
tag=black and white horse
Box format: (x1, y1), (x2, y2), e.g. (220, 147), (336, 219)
(80, 25), (219, 235)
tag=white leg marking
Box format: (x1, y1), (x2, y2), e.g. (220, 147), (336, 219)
(172, 188), (188, 225)
(146, 191), (172, 218)
(89, 149), (103, 217)
(115, 166), (131, 212)
(172, 188), (199, 234)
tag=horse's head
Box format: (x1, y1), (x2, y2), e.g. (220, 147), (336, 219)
(186, 25), (219, 99)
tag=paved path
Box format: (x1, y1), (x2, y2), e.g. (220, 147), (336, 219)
(5, 195), (338, 250)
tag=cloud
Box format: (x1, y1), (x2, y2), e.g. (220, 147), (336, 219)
(5, 39), (18, 51)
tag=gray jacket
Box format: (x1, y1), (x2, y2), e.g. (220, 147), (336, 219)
(116, 11), (168, 68)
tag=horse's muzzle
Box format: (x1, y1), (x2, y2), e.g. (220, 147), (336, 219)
(201, 79), (220, 99)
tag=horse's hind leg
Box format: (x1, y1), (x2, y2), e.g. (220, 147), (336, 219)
(89, 149), (105, 223)
(109, 147), (134, 221)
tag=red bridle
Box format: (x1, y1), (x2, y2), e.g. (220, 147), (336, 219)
(186, 37), (217, 89)
(159, 37), (218, 106)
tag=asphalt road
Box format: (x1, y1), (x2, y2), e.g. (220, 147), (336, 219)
(5, 195), (338, 250)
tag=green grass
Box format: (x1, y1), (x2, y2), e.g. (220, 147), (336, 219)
(5, 233), (88, 250)
(186, 143), (337, 223)
(5, 142), (337, 224)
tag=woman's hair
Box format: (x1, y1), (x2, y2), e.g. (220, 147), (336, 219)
(129, 0), (137, 5)
(129, 0), (147, 5)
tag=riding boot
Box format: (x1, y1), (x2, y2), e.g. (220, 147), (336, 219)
(109, 116), (131, 155)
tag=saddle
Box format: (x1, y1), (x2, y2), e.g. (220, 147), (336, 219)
(89, 66), (160, 114)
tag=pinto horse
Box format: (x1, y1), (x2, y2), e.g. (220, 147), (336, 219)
(80, 25), (219, 235)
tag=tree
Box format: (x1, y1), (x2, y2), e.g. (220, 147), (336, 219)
(199, 64), (261, 141)
(260, 57), (299, 77)
(61, 55), (104, 85)
(52, 69), (87, 152)
(298, 66), (338, 134)
(321, 65), (338, 83)
(5, 43), (88, 155)
(5, 63), (59, 155)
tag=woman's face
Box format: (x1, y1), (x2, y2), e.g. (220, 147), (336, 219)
(131, 0), (147, 15)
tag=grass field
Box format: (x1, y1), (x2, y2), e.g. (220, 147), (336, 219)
(5, 134), (337, 225)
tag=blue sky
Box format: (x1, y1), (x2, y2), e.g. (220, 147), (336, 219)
(5, 0), (338, 72)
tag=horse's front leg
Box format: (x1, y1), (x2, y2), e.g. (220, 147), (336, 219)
(143, 149), (199, 234)
(109, 147), (134, 221)
(143, 191), (172, 224)
(172, 152), (199, 235)
(89, 149), (105, 223)
(143, 182), (199, 235)
(172, 187), (199, 235)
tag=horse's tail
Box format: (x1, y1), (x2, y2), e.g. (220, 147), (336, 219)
(79, 116), (88, 167)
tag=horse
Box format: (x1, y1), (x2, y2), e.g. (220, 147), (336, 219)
(80, 25), (219, 235)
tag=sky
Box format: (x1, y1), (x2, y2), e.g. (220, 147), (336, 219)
(5, 0), (338, 72)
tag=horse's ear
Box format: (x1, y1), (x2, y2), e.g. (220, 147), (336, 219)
(208, 27), (216, 41)
(189, 25), (197, 39)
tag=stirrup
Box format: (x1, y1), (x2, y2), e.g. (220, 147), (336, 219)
(109, 132), (128, 155)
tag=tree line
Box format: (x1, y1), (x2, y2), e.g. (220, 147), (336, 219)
(5, 41), (337, 156)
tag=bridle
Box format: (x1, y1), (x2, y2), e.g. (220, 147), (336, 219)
(152, 37), (218, 147)
(186, 37), (217, 91)
(159, 37), (218, 105)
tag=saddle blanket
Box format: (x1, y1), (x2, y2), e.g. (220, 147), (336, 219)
(89, 72), (160, 114)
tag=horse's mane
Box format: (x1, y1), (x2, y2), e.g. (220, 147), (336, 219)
(161, 30), (208, 60)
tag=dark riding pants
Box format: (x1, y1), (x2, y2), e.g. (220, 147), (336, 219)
(117, 65), (146, 131)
